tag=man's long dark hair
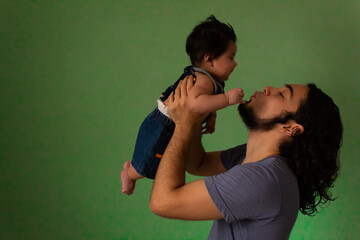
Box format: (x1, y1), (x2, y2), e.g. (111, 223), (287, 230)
(279, 84), (343, 215)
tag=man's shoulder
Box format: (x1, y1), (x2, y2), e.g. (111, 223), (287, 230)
(261, 156), (292, 172)
(252, 156), (294, 178)
(229, 156), (294, 184)
(255, 156), (298, 193)
(220, 144), (246, 169)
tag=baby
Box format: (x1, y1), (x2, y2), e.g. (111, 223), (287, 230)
(121, 15), (245, 195)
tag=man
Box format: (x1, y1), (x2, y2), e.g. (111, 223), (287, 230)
(150, 76), (343, 239)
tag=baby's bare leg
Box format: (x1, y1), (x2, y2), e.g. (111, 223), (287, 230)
(121, 161), (144, 195)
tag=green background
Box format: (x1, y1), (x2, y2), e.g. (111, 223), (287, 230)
(1, 0), (359, 239)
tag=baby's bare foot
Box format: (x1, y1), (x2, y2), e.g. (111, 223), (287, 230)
(121, 161), (136, 195)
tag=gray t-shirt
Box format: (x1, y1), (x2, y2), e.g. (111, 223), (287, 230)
(205, 145), (299, 240)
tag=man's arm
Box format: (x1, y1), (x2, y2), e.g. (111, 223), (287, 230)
(150, 76), (223, 220)
(185, 126), (226, 176)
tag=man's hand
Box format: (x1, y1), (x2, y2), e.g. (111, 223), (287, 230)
(167, 75), (208, 127)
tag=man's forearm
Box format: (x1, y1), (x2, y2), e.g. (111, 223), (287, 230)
(149, 122), (224, 220)
(185, 126), (206, 174)
(150, 123), (199, 207)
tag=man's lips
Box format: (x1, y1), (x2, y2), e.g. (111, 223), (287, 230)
(250, 91), (258, 99)
(250, 91), (262, 100)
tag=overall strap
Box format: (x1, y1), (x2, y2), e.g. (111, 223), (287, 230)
(191, 66), (224, 94)
(159, 66), (225, 102)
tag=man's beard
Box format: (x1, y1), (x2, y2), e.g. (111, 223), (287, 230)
(238, 103), (293, 131)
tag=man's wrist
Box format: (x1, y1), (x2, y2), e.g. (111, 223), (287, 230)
(174, 123), (201, 138)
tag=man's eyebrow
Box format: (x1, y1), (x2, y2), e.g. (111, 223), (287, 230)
(285, 84), (293, 98)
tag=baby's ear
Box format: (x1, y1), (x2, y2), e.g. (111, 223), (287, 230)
(203, 53), (214, 66)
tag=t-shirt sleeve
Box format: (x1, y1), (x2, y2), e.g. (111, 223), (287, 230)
(220, 144), (246, 170)
(204, 162), (281, 223)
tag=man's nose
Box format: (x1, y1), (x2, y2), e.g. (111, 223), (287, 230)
(263, 86), (272, 96)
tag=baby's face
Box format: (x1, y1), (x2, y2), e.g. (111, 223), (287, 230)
(209, 41), (237, 82)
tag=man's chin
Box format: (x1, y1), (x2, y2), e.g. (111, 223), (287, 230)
(237, 100), (250, 110)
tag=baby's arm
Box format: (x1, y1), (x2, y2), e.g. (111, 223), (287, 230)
(187, 73), (245, 113)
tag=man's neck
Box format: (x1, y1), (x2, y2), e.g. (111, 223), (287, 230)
(243, 129), (282, 164)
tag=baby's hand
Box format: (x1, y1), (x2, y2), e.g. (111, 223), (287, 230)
(225, 88), (246, 105)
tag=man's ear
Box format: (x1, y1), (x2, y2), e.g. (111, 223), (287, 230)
(281, 120), (304, 137)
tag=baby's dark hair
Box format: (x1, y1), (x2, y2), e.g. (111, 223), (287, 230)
(186, 15), (236, 65)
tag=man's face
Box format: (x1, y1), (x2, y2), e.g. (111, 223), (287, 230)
(238, 84), (309, 130)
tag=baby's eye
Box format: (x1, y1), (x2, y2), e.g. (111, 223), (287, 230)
(280, 92), (284, 98)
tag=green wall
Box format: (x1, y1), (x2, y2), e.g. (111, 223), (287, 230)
(1, 0), (359, 239)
